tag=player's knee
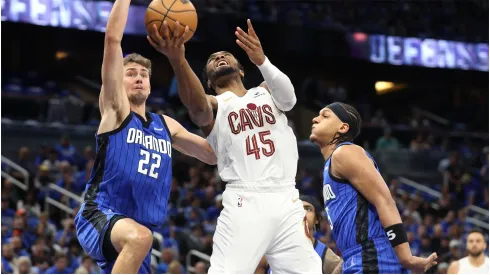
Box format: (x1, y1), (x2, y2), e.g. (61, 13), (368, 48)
(125, 226), (153, 253)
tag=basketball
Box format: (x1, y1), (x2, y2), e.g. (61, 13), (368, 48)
(145, 0), (197, 43)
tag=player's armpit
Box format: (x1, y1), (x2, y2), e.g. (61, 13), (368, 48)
(324, 248), (342, 274)
(331, 259), (343, 274)
(331, 146), (398, 218)
(164, 115), (217, 165)
(447, 260), (459, 274)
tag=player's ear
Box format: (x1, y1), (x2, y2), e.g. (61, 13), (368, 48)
(239, 70), (244, 78)
(339, 123), (350, 134)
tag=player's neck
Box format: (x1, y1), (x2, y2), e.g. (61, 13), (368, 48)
(215, 80), (247, 97)
(320, 144), (337, 161)
(130, 104), (147, 120)
(469, 253), (485, 266)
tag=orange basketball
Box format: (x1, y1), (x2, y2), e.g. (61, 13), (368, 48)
(145, 0), (197, 43)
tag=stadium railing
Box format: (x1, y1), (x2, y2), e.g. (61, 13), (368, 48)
(0, 155), (180, 263)
(398, 176), (489, 230)
(185, 249), (211, 273)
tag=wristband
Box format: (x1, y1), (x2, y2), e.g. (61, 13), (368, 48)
(384, 223), (408, 247)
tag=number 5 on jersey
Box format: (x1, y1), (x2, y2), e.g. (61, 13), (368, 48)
(246, 130), (275, 160)
(138, 149), (161, 179)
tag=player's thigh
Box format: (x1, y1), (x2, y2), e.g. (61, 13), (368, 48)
(209, 189), (272, 273)
(267, 216), (322, 273)
(109, 217), (153, 255)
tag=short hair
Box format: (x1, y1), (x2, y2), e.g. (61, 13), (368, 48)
(123, 53), (152, 76)
(467, 228), (486, 239)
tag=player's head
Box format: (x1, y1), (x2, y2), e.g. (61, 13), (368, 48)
(202, 51), (244, 94)
(466, 229), (487, 257)
(310, 102), (362, 147)
(123, 53), (152, 106)
(300, 195), (323, 232)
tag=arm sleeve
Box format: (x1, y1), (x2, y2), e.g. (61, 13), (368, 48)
(257, 57), (297, 111)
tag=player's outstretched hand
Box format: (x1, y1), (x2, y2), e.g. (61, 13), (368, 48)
(235, 19), (266, 66)
(405, 252), (438, 274)
(147, 21), (189, 61)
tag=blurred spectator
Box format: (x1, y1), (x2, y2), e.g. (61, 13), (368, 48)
(376, 128), (400, 151)
(41, 149), (61, 178)
(410, 133), (429, 152)
(74, 255), (96, 274)
(155, 248), (178, 274)
(14, 256), (33, 274)
(194, 261), (208, 274)
(2, 243), (15, 273)
(168, 260), (183, 274)
(55, 135), (77, 165)
(44, 253), (72, 274)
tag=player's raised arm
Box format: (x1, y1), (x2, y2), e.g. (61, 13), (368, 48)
(147, 22), (213, 127)
(235, 19), (296, 112)
(99, 0), (131, 117)
(163, 115), (217, 165)
(331, 145), (438, 274)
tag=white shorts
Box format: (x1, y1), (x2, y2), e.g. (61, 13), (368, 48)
(208, 183), (322, 274)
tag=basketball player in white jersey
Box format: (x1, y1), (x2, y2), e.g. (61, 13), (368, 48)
(447, 229), (489, 274)
(147, 19), (322, 273)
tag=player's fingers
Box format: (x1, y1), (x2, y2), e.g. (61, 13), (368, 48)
(177, 26), (189, 46)
(147, 36), (159, 49)
(247, 19), (258, 38)
(235, 30), (255, 50)
(150, 24), (164, 42)
(236, 39), (252, 53)
(162, 20), (171, 41)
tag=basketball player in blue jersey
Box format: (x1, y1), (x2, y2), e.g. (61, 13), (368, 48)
(265, 195), (344, 274)
(309, 102), (438, 274)
(74, 0), (217, 273)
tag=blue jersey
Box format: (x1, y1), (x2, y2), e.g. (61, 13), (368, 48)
(82, 112), (173, 229)
(267, 239), (327, 273)
(323, 142), (407, 274)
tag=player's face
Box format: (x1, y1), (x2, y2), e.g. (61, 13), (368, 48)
(466, 232), (487, 257)
(123, 62), (151, 106)
(310, 108), (348, 145)
(205, 51), (243, 88)
(303, 201), (317, 232)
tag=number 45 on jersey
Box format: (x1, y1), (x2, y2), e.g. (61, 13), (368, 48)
(245, 130), (275, 159)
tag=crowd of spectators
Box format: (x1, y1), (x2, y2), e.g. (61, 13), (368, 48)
(126, 0), (489, 42)
(2, 127), (488, 273)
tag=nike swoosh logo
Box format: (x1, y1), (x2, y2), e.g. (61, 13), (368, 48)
(292, 197), (299, 203)
(223, 97), (233, 102)
(154, 128), (163, 131)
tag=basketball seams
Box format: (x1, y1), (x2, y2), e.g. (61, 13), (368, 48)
(159, 0), (177, 35)
(164, 15), (196, 33)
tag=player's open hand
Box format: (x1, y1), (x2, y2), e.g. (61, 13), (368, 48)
(235, 19), (266, 66)
(406, 252), (438, 273)
(147, 21), (189, 61)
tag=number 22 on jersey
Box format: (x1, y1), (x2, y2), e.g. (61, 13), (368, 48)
(245, 130), (276, 159)
(138, 149), (161, 179)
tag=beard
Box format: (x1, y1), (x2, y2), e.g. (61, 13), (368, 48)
(468, 249), (484, 257)
(208, 66), (238, 86)
(128, 92), (147, 106)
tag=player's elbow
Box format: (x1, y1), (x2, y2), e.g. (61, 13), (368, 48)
(105, 34), (122, 45)
(373, 194), (396, 211)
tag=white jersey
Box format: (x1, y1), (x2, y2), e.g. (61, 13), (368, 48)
(457, 256), (489, 274)
(206, 87), (298, 186)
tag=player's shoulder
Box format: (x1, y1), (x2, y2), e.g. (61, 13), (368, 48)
(447, 258), (461, 273)
(332, 143), (364, 160)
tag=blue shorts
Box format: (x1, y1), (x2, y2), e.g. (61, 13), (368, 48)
(74, 203), (152, 274)
(341, 238), (410, 274)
